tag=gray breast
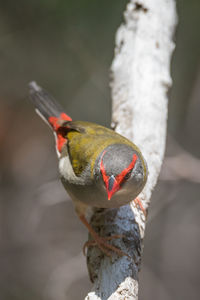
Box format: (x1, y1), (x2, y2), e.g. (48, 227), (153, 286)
(60, 143), (147, 209)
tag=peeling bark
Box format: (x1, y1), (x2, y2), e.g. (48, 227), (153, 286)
(85, 0), (177, 299)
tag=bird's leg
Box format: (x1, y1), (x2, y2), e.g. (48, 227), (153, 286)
(133, 197), (147, 217)
(79, 214), (130, 258)
(82, 235), (123, 256)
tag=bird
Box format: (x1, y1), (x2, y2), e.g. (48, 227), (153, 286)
(29, 81), (148, 257)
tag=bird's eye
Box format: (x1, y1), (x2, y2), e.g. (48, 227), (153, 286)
(123, 169), (132, 182)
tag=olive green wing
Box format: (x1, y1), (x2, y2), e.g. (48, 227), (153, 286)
(64, 121), (133, 177)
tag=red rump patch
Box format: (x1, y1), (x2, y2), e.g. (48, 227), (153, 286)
(48, 113), (72, 152)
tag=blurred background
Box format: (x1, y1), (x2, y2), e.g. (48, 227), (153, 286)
(0, 1), (199, 299)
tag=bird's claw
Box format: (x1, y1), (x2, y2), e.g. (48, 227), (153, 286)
(83, 234), (131, 259)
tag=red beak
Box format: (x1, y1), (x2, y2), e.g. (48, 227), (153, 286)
(100, 153), (120, 200)
(107, 175), (120, 200)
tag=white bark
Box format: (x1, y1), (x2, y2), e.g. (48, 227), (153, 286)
(85, 0), (177, 299)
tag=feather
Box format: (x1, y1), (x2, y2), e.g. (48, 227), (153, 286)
(29, 81), (71, 123)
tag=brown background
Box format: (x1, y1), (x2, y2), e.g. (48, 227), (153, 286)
(0, 1), (200, 299)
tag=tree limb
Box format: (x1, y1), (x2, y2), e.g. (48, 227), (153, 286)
(85, 0), (177, 299)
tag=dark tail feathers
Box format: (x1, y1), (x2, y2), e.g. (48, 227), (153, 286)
(29, 81), (66, 123)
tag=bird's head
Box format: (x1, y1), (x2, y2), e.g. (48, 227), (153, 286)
(93, 143), (147, 206)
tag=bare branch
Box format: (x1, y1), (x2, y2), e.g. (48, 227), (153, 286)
(85, 0), (177, 299)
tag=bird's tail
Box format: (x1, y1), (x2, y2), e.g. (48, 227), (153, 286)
(29, 81), (72, 128)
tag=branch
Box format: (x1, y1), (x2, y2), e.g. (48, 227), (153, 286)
(85, 0), (177, 299)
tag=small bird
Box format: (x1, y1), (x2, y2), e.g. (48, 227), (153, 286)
(29, 82), (147, 257)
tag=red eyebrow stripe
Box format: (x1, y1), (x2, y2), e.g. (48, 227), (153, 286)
(100, 151), (120, 200)
(115, 154), (138, 185)
(100, 151), (109, 190)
